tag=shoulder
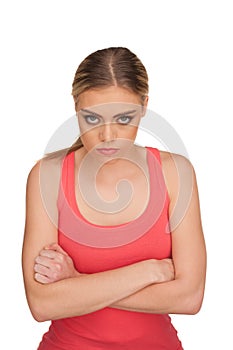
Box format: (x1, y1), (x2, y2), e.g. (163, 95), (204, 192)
(26, 157), (63, 225)
(27, 156), (61, 178)
(26, 160), (41, 191)
(159, 150), (194, 177)
(158, 150), (195, 200)
(26, 155), (64, 195)
(159, 150), (192, 168)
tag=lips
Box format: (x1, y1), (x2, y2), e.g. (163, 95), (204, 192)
(96, 148), (119, 156)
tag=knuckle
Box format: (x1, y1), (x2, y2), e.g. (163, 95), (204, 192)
(35, 273), (43, 283)
(53, 272), (59, 279)
(59, 254), (66, 263)
(54, 263), (62, 272)
(40, 250), (47, 257)
(34, 263), (39, 272)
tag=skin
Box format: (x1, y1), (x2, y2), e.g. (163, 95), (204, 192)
(22, 86), (206, 321)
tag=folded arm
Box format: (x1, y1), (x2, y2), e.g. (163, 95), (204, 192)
(23, 153), (206, 321)
(33, 153), (206, 315)
(22, 160), (174, 322)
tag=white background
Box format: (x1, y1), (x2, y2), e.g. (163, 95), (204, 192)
(1, 1), (232, 349)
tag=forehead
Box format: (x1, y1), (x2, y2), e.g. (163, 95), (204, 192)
(76, 86), (141, 111)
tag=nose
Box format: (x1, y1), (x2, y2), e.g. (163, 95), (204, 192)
(99, 122), (116, 142)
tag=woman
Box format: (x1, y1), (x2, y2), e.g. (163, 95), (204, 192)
(22, 47), (206, 349)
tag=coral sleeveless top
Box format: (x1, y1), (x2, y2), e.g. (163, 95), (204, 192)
(38, 147), (183, 350)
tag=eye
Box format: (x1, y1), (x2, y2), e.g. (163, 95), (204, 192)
(84, 115), (100, 125)
(116, 115), (133, 125)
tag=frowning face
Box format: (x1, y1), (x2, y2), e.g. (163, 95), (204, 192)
(76, 86), (148, 159)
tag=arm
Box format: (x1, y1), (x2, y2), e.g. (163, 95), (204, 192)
(33, 243), (174, 285)
(111, 153), (207, 314)
(31, 153), (206, 315)
(22, 161), (169, 322)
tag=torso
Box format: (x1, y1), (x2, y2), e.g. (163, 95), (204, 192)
(38, 146), (183, 349)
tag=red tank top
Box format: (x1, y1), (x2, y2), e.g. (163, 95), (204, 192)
(38, 147), (183, 350)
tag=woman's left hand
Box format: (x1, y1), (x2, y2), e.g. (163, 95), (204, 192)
(34, 243), (81, 284)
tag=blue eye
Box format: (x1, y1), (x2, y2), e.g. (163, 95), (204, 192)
(117, 116), (133, 125)
(84, 115), (100, 125)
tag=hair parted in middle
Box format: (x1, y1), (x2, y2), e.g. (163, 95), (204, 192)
(72, 47), (149, 107)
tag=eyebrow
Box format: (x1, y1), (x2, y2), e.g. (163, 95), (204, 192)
(80, 109), (137, 119)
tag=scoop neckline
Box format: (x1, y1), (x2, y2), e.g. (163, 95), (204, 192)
(70, 147), (155, 229)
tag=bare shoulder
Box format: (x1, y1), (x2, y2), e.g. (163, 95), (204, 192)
(26, 156), (63, 225)
(26, 160), (42, 192)
(159, 150), (193, 170)
(159, 150), (195, 199)
(159, 150), (195, 179)
(27, 155), (63, 187)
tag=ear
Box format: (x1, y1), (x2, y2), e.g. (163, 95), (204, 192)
(141, 95), (149, 117)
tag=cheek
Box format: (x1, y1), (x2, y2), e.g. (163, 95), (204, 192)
(120, 125), (138, 139)
(80, 128), (99, 149)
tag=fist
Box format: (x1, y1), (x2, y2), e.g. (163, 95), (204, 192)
(34, 243), (80, 284)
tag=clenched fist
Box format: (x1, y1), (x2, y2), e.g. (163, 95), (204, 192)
(34, 243), (81, 284)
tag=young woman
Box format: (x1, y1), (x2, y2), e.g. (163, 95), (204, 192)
(22, 47), (206, 349)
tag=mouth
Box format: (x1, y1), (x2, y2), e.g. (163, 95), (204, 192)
(96, 148), (120, 156)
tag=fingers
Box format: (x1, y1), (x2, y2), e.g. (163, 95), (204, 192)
(34, 250), (64, 282)
(163, 258), (174, 271)
(33, 243), (78, 284)
(39, 249), (65, 261)
(34, 262), (50, 276)
(34, 273), (51, 284)
(34, 259), (62, 283)
(35, 254), (64, 273)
